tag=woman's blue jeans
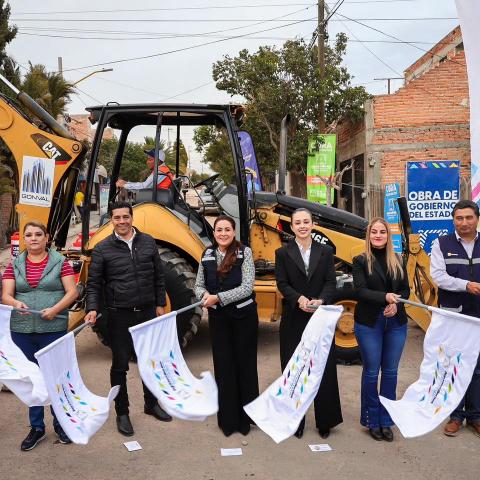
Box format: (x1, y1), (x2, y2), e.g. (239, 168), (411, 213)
(11, 330), (66, 430)
(354, 314), (407, 429)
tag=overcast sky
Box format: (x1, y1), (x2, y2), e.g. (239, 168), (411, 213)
(6, 0), (460, 171)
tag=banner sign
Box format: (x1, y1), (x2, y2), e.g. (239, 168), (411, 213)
(456, 0), (480, 204)
(307, 134), (336, 204)
(99, 184), (109, 216)
(238, 131), (263, 195)
(19, 156), (55, 207)
(406, 161), (460, 254)
(384, 183), (402, 253)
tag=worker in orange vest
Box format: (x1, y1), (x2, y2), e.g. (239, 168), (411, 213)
(116, 149), (173, 191)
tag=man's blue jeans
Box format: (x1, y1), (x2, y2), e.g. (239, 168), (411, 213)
(354, 314), (407, 429)
(11, 330), (66, 430)
(450, 353), (480, 424)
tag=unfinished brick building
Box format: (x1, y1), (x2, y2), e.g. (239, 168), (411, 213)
(335, 26), (470, 220)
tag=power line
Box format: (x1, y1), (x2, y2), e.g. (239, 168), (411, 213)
(335, 12), (465, 68)
(9, 1), (417, 15)
(11, 17), (457, 23)
(60, 16), (317, 73)
(16, 31), (299, 41)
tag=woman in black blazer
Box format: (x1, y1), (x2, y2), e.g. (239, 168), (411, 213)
(275, 208), (343, 439)
(352, 217), (410, 442)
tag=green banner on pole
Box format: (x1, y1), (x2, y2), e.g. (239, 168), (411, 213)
(307, 134), (336, 204)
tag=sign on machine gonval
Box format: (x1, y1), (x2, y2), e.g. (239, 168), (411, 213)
(406, 161), (460, 254)
(19, 156), (55, 207)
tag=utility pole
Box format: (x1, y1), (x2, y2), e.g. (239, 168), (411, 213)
(57, 57), (63, 78)
(374, 77), (403, 95)
(318, 0), (325, 133)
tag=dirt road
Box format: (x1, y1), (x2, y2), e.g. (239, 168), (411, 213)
(0, 319), (477, 480)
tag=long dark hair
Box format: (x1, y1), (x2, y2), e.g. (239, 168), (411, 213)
(213, 215), (242, 276)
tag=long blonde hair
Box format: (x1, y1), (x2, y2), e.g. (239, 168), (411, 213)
(365, 217), (404, 279)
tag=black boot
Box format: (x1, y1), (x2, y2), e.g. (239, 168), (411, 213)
(381, 427), (394, 442)
(116, 415), (134, 436)
(369, 428), (383, 441)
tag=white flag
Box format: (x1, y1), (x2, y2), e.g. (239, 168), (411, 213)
(0, 304), (49, 407)
(129, 311), (218, 421)
(380, 307), (480, 438)
(35, 330), (119, 445)
(244, 305), (343, 443)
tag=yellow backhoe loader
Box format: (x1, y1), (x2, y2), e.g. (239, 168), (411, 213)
(0, 75), (436, 362)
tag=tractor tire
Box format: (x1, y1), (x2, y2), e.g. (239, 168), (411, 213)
(333, 285), (361, 364)
(92, 247), (202, 349)
(157, 246), (203, 348)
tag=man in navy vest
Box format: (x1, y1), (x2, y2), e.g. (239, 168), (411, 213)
(430, 199), (480, 438)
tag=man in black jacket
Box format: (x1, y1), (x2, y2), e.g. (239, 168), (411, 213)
(85, 201), (172, 436)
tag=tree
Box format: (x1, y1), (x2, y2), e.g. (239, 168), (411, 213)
(193, 125), (236, 183)
(21, 62), (75, 118)
(0, 0), (17, 71)
(98, 137), (148, 182)
(207, 35), (370, 192)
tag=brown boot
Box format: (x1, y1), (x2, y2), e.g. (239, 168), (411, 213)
(467, 422), (480, 438)
(444, 419), (463, 437)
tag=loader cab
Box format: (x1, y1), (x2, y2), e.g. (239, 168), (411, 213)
(80, 104), (251, 250)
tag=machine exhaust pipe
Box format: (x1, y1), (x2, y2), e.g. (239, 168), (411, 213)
(277, 114), (291, 195)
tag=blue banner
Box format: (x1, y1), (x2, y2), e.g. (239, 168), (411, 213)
(406, 161), (460, 254)
(238, 131), (263, 195)
(384, 183), (402, 253)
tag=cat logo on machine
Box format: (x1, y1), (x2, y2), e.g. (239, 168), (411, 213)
(311, 231), (335, 252)
(30, 133), (72, 165)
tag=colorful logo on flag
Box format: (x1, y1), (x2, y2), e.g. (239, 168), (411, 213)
(418, 345), (461, 415)
(0, 350), (18, 373)
(150, 351), (204, 410)
(276, 342), (316, 409)
(56, 370), (98, 433)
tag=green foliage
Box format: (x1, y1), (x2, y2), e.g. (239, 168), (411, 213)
(0, 0), (17, 70)
(20, 62), (75, 118)
(209, 36), (371, 177)
(0, 160), (14, 195)
(193, 125), (236, 183)
(165, 140), (188, 175)
(190, 170), (211, 185)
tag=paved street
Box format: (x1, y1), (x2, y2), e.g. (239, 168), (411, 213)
(0, 317), (477, 480)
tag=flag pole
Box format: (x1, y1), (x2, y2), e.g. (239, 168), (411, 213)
(11, 306), (68, 319)
(72, 313), (103, 336)
(396, 298), (433, 311)
(176, 301), (203, 315)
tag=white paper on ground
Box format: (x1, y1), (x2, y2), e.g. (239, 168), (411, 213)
(308, 444), (332, 452)
(124, 441), (142, 452)
(220, 448), (243, 456)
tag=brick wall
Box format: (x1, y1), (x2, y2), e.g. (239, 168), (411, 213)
(0, 192), (13, 248)
(374, 48), (469, 187)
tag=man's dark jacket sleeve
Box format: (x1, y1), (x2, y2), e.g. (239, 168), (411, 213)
(86, 246), (105, 312)
(153, 247), (166, 307)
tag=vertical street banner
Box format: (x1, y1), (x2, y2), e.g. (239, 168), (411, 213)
(307, 134), (336, 204)
(456, 0), (480, 204)
(406, 161), (460, 254)
(384, 183), (402, 253)
(238, 131), (263, 195)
